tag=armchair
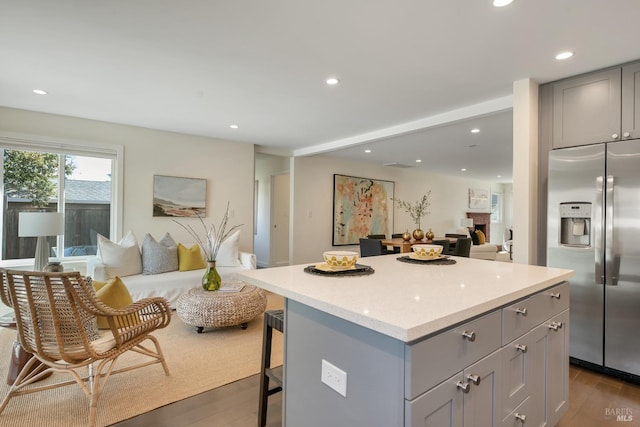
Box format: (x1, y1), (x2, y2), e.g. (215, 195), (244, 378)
(0, 269), (171, 427)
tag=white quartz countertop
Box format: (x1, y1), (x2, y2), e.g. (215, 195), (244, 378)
(238, 255), (574, 342)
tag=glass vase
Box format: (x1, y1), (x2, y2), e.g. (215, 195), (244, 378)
(202, 261), (222, 291)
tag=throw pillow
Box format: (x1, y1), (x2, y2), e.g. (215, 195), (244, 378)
(471, 231), (480, 245)
(142, 232), (178, 275)
(97, 231), (142, 279)
(215, 230), (242, 267)
(178, 243), (206, 271)
(476, 230), (486, 245)
(93, 276), (135, 329)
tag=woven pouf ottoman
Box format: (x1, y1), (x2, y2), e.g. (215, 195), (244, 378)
(176, 284), (267, 333)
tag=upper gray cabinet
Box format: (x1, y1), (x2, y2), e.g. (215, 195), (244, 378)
(551, 62), (640, 149)
(621, 62), (640, 141)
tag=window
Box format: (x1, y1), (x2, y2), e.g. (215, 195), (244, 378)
(491, 192), (502, 223)
(1, 137), (120, 262)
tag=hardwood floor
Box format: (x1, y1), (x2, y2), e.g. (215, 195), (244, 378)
(113, 364), (640, 427)
(557, 364), (640, 427)
(112, 373), (281, 427)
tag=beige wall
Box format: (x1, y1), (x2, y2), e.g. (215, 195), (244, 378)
(0, 107), (256, 255)
(291, 155), (501, 264)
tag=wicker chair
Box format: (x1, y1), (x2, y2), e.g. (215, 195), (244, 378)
(0, 269), (172, 427)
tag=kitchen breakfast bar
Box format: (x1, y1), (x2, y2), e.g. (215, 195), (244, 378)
(239, 255), (574, 427)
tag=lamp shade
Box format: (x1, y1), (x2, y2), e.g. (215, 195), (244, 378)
(460, 218), (474, 228)
(18, 212), (65, 237)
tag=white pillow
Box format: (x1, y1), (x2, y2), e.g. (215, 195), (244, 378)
(97, 231), (142, 279)
(215, 230), (241, 267)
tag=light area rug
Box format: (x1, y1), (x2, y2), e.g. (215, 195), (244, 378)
(0, 292), (284, 427)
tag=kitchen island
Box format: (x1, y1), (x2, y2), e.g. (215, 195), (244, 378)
(239, 255), (574, 427)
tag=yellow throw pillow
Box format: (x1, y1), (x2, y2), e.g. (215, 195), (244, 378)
(93, 276), (134, 329)
(476, 230), (486, 245)
(178, 243), (206, 271)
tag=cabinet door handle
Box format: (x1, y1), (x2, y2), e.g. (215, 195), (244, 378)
(547, 321), (563, 331)
(549, 292), (561, 299)
(456, 381), (470, 393)
(461, 330), (476, 342)
(466, 374), (481, 385)
(515, 413), (527, 423)
(516, 344), (528, 353)
(623, 131), (631, 138)
(514, 307), (528, 316)
(612, 133), (619, 139)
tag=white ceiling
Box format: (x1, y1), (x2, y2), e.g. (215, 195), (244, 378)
(2, 0), (640, 182)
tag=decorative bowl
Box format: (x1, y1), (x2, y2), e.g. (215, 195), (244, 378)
(323, 251), (358, 270)
(411, 244), (443, 259)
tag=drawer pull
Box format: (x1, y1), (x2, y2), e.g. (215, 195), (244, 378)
(466, 374), (481, 385)
(514, 413), (527, 423)
(456, 381), (470, 393)
(549, 292), (561, 299)
(461, 330), (476, 342)
(514, 307), (528, 316)
(547, 321), (563, 331)
(515, 344), (528, 353)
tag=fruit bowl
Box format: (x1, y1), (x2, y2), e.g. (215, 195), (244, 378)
(411, 244), (443, 259)
(323, 251), (358, 270)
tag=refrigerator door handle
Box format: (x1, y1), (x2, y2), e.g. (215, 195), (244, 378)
(605, 175), (616, 286)
(595, 176), (605, 285)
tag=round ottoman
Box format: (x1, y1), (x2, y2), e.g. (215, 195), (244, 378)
(176, 284), (267, 333)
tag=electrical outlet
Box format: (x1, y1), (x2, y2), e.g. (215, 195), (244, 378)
(321, 359), (347, 397)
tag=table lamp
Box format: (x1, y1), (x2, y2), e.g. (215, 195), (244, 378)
(460, 217), (474, 230)
(18, 212), (65, 271)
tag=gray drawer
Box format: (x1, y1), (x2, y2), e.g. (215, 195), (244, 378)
(503, 282), (569, 344)
(529, 282), (569, 324)
(502, 396), (531, 426)
(405, 310), (502, 400)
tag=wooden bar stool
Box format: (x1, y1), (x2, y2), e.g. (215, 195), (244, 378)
(258, 309), (284, 427)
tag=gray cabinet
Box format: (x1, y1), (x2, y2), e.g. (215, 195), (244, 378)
(551, 62), (640, 149)
(621, 62), (640, 141)
(406, 350), (502, 427)
(546, 310), (570, 426)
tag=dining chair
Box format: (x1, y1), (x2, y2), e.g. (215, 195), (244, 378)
(454, 238), (472, 257)
(0, 269), (172, 427)
(359, 238), (388, 257)
(431, 239), (450, 255)
(364, 235), (396, 254)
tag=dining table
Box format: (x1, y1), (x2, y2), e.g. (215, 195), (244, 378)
(380, 237), (456, 254)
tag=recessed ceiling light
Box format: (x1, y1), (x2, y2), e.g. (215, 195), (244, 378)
(416, 159), (422, 163)
(365, 149), (371, 153)
(461, 168), (467, 172)
(493, 0), (514, 6)
(33, 89), (48, 95)
(497, 175), (502, 178)
(471, 128), (480, 133)
(229, 124), (239, 129)
(326, 77), (339, 85)
(555, 51), (574, 60)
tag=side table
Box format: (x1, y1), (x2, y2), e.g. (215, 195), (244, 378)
(176, 284), (267, 333)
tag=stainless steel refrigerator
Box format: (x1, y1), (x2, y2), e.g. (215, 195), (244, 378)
(548, 139), (640, 378)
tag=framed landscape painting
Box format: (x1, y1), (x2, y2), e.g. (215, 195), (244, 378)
(332, 174), (394, 246)
(153, 175), (206, 217)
